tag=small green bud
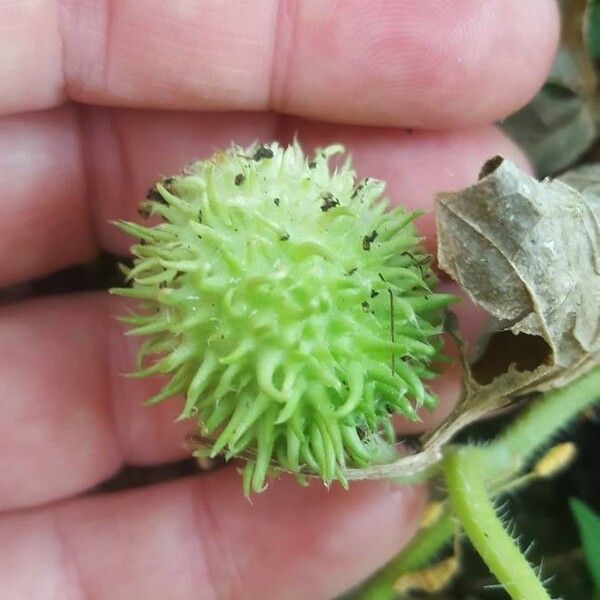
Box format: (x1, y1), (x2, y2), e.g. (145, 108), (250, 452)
(112, 142), (453, 494)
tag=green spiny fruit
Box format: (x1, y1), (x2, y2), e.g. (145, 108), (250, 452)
(111, 141), (453, 494)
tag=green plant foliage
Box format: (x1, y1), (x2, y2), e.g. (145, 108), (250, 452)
(112, 142), (452, 494)
(501, 0), (598, 177)
(570, 498), (600, 593)
(586, 0), (600, 60)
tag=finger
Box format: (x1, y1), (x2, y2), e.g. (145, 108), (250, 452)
(4, 1), (558, 126)
(0, 0), (64, 114)
(0, 295), (121, 510)
(0, 293), (193, 511)
(0, 471), (425, 600)
(0, 107), (96, 286)
(0, 107), (528, 286)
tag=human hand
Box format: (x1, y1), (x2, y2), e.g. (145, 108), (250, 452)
(0, 2), (559, 598)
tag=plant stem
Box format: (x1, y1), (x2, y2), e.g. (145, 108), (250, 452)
(357, 510), (455, 600)
(483, 367), (600, 474)
(442, 368), (600, 600)
(443, 447), (551, 600)
(357, 367), (600, 599)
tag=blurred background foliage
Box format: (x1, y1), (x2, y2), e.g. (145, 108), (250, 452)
(501, 0), (599, 177)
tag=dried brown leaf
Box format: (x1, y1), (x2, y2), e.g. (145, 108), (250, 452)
(424, 157), (600, 448)
(344, 158), (600, 481)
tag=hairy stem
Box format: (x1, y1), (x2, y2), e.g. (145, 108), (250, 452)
(444, 447), (551, 600)
(357, 367), (600, 599)
(483, 367), (600, 475)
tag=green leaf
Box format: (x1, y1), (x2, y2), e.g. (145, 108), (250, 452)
(501, 0), (598, 176)
(586, 0), (600, 60)
(570, 498), (600, 592)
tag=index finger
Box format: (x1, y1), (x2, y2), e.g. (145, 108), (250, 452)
(4, 0), (558, 127)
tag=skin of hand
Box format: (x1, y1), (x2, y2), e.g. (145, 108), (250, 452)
(0, 2), (559, 599)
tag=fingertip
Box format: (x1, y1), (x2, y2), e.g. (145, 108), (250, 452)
(273, 0), (560, 127)
(0, 106), (95, 286)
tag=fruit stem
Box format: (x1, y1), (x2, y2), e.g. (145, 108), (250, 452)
(443, 446), (552, 600)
